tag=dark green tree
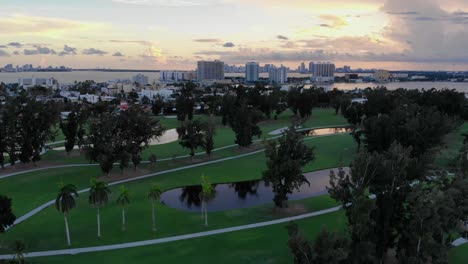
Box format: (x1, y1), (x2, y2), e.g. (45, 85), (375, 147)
(177, 119), (205, 158)
(203, 117), (216, 158)
(263, 127), (314, 207)
(0, 195), (16, 232)
(229, 101), (263, 147)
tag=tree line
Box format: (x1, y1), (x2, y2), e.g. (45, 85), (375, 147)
(286, 87), (468, 264)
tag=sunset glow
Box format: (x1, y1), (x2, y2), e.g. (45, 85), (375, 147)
(0, 0), (467, 70)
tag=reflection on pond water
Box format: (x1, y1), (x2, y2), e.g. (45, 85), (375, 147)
(161, 168), (349, 212)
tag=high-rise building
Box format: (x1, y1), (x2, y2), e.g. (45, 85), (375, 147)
(245, 62), (259, 83)
(310, 62), (335, 82)
(269, 65), (288, 84)
(197, 60), (224, 81)
(343, 65), (352, 72)
(300, 62), (307, 73)
(132, 74), (149, 86)
(160, 71), (196, 82)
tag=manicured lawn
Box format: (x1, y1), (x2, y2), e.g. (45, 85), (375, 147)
(435, 122), (468, 169)
(450, 243), (468, 264)
(0, 134), (355, 251)
(45, 108), (348, 162)
(31, 211), (347, 264)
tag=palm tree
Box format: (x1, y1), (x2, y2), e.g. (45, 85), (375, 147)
(10, 239), (26, 264)
(148, 184), (162, 232)
(200, 176), (215, 227)
(55, 183), (79, 246)
(116, 185), (130, 231)
(88, 178), (111, 238)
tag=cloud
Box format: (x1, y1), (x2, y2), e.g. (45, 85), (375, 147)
(113, 52), (125, 56)
(277, 35), (289, 40)
(111, 0), (229, 6)
(82, 48), (108, 55)
(382, 0), (468, 61)
(23, 49), (38, 55)
(222, 42), (235, 48)
(319, 15), (348, 28)
(58, 45), (78, 56)
(319, 24), (331, 27)
(21, 46), (56, 55)
(193, 38), (221, 43)
(35, 46), (55, 54)
(8, 42), (22, 48)
(386, 11), (419, 15)
(0, 15), (105, 36)
(279, 41), (299, 49)
(109, 40), (152, 45)
(13, 51), (19, 55)
(0, 50), (9, 57)
(0, 45), (6, 48)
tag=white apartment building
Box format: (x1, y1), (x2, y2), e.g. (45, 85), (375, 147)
(132, 74), (149, 86)
(160, 71), (196, 82)
(18, 77), (59, 89)
(310, 62), (335, 82)
(245, 62), (259, 83)
(197, 60), (224, 81)
(269, 65), (288, 84)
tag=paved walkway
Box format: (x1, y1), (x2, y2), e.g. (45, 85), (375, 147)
(0, 206), (342, 258)
(4, 131), (351, 229)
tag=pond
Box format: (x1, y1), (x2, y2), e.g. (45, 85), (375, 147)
(160, 168), (349, 212)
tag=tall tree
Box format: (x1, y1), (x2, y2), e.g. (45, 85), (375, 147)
(203, 117), (216, 158)
(88, 178), (111, 237)
(148, 185), (162, 232)
(286, 222), (349, 264)
(263, 127), (314, 207)
(174, 82), (196, 123)
(60, 104), (88, 154)
(116, 185), (130, 231)
(177, 119), (205, 158)
(55, 183), (79, 246)
(0, 195), (16, 232)
(228, 101), (263, 147)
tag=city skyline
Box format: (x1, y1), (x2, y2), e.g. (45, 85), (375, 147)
(0, 0), (468, 71)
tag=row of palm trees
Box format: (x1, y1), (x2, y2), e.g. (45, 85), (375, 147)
(54, 179), (162, 246)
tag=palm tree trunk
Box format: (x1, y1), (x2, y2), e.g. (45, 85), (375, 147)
(97, 207), (101, 237)
(201, 200), (204, 219)
(204, 202), (208, 226)
(152, 202), (156, 231)
(122, 207), (126, 231)
(64, 214), (71, 246)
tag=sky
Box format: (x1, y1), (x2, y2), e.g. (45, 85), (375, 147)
(0, 0), (468, 71)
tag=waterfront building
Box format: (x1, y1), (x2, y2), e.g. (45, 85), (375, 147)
(18, 77), (58, 89)
(197, 60), (224, 81)
(373, 70), (391, 82)
(269, 65), (288, 84)
(245, 62), (259, 83)
(310, 62), (335, 82)
(160, 71), (196, 82)
(132, 74), (149, 86)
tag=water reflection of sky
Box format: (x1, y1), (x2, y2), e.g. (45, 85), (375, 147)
(161, 168), (349, 212)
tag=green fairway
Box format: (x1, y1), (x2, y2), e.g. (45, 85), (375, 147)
(44, 108), (348, 162)
(450, 243), (468, 264)
(0, 134), (355, 251)
(435, 122), (468, 169)
(31, 211), (347, 264)
(2, 108), (466, 263)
